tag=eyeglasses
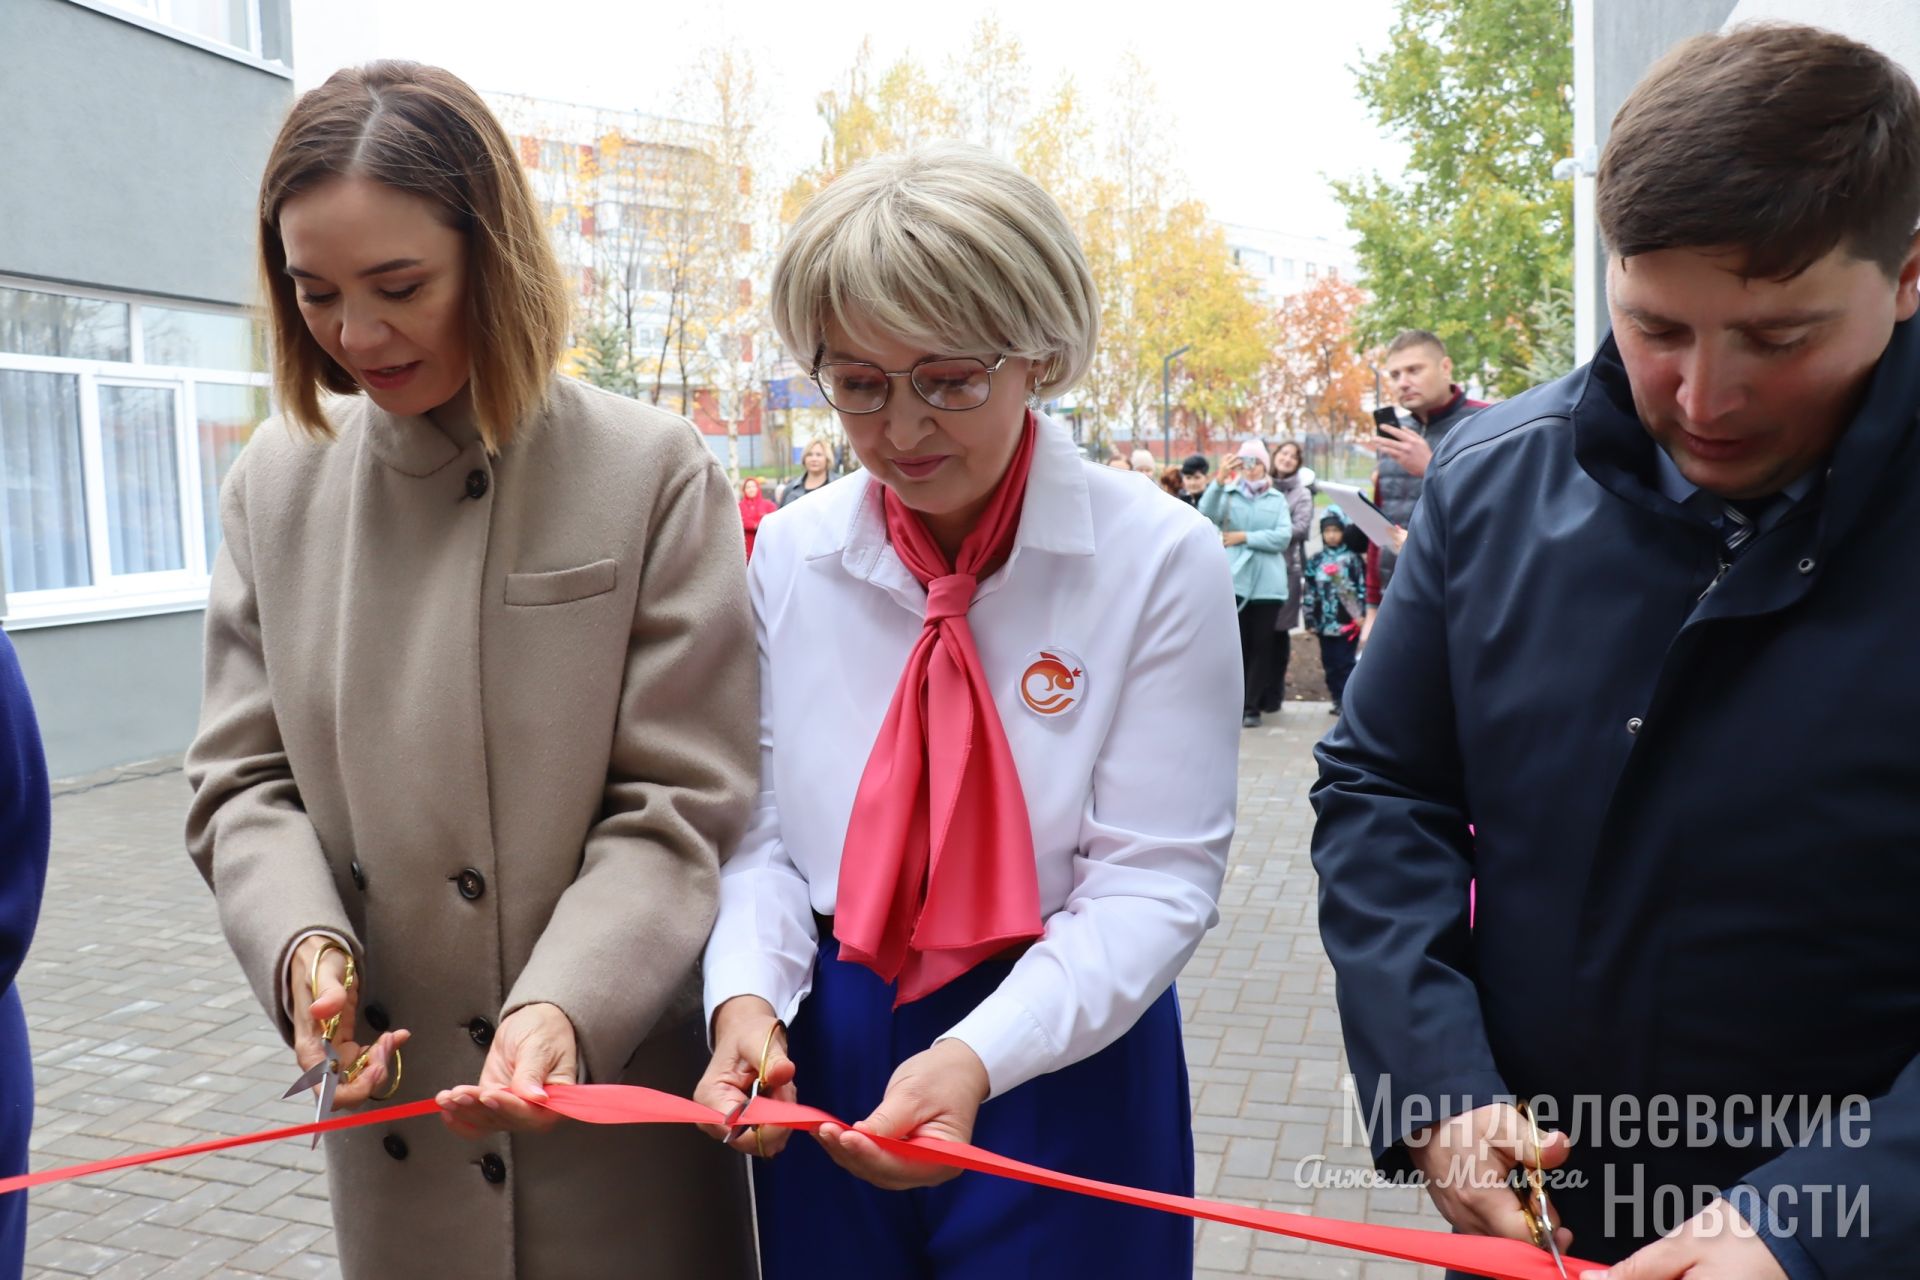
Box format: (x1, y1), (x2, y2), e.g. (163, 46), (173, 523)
(810, 353), (1008, 415)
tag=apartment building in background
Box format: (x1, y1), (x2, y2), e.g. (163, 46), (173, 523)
(1217, 223), (1360, 309)
(484, 90), (771, 468)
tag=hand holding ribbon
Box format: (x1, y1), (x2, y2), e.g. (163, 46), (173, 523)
(435, 1002), (577, 1136)
(815, 1037), (989, 1191)
(1579, 1198), (1786, 1280)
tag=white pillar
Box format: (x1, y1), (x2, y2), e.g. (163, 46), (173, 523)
(1571, 0), (1600, 362)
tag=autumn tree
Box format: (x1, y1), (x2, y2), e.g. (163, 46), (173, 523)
(785, 27), (1274, 457)
(1255, 276), (1375, 439)
(784, 41), (959, 219)
(1062, 58), (1270, 454)
(1333, 0), (1573, 396)
(949, 17), (1028, 152)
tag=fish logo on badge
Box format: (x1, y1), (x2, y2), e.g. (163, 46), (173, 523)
(1020, 650), (1086, 718)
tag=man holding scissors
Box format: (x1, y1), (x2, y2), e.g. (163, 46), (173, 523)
(1314, 24), (1920, 1280)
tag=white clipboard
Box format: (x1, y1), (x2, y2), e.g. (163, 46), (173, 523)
(1313, 481), (1402, 546)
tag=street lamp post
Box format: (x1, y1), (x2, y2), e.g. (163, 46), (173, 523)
(1161, 344), (1192, 464)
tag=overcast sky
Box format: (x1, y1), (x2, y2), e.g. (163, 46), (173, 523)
(290, 0), (1409, 243)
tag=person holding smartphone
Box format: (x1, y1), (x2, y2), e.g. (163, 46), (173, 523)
(1200, 439), (1295, 727)
(1370, 332), (1488, 609)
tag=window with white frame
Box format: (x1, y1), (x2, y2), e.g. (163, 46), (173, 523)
(96, 0), (265, 57)
(0, 281), (270, 619)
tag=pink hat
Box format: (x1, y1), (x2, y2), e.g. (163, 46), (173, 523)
(1235, 439), (1269, 465)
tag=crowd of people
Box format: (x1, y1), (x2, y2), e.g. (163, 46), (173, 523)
(1, 20), (1915, 1280)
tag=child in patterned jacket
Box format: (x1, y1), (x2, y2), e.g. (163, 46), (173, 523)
(1303, 508), (1367, 714)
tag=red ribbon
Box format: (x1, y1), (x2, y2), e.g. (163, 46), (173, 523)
(0, 1084), (1601, 1280)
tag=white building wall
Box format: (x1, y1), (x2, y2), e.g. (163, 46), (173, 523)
(1216, 222), (1360, 309)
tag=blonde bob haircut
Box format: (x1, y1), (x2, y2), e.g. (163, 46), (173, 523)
(771, 143), (1099, 400)
(257, 61), (570, 452)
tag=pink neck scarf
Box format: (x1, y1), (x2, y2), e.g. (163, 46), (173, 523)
(833, 413), (1045, 1004)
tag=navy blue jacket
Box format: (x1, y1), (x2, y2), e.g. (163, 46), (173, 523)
(0, 633), (47, 997)
(1312, 322), (1920, 1273)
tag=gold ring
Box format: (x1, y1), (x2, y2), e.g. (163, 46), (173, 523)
(373, 1048), (403, 1101)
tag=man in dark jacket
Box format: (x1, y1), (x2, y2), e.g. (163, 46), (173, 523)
(1367, 330), (1487, 611)
(1313, 24), (1920, 1280)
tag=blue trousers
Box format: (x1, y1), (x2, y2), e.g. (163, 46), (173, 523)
(755, 938), (1194, 1279)
(1320, 634), (1358, 706)
(0, 984), (30, 1280)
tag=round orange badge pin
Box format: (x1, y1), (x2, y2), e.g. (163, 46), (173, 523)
(1019, 649), (1086, 717)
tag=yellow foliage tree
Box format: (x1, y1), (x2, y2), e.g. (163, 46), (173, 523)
(782, 29), (1274, 458)
(1255, 276), (1376, 439)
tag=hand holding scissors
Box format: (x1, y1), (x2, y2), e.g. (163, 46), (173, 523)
(693, 997), (797, 1159)
(1406, 1101), (1575, 1275)
(283, 939), (408, 1142)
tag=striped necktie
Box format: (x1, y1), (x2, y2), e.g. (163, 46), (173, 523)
(1718, 497), (1777, 558)
(1720, 502), (1758, 556)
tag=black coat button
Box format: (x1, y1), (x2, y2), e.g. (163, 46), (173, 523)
(465, 470), (490, 500)
(350, 860), (366, 891)
(452, 868), (486, 901)
(383, 1134), (408, 1161)
(479, 1153), (506, 1184)
(364, 1003), (390, 1034)
(468, 1016), (495, 1049)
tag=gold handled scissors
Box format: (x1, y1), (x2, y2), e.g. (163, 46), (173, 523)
(1514, 1100), (1569, 1279)
(283, 943), (355, 1147)
(719, 1022), (783, 1159)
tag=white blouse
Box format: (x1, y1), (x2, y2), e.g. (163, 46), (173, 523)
(701, 416), (1242, 1097)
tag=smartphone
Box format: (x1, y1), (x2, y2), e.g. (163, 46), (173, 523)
(1372, 406), (1399, 436)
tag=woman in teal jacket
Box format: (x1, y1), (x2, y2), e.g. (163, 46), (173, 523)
(1199, 438), (1293, 727)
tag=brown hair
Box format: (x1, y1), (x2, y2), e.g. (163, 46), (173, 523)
(258, 61), (570, 451)
(1386, 329), (1447, 360)
(1599, 23), (1920, 281)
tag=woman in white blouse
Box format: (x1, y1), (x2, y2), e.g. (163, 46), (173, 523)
(694, 143), (1241, 1277)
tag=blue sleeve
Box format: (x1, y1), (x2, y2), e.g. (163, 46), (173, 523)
(1735, 1048), (1920, 1276)
(1197, 482), (1228, 525)
(1244, 525), (1291, 553)
(1309, 462), (1505, 1170)
(0, 633), (50, 995)
(1721, 1186), (1826, 1280)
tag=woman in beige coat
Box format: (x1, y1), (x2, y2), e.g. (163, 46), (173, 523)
(184, 62), (758, 1278)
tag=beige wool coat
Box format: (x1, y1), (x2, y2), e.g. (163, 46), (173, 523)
(185, 376), (759, 1279)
